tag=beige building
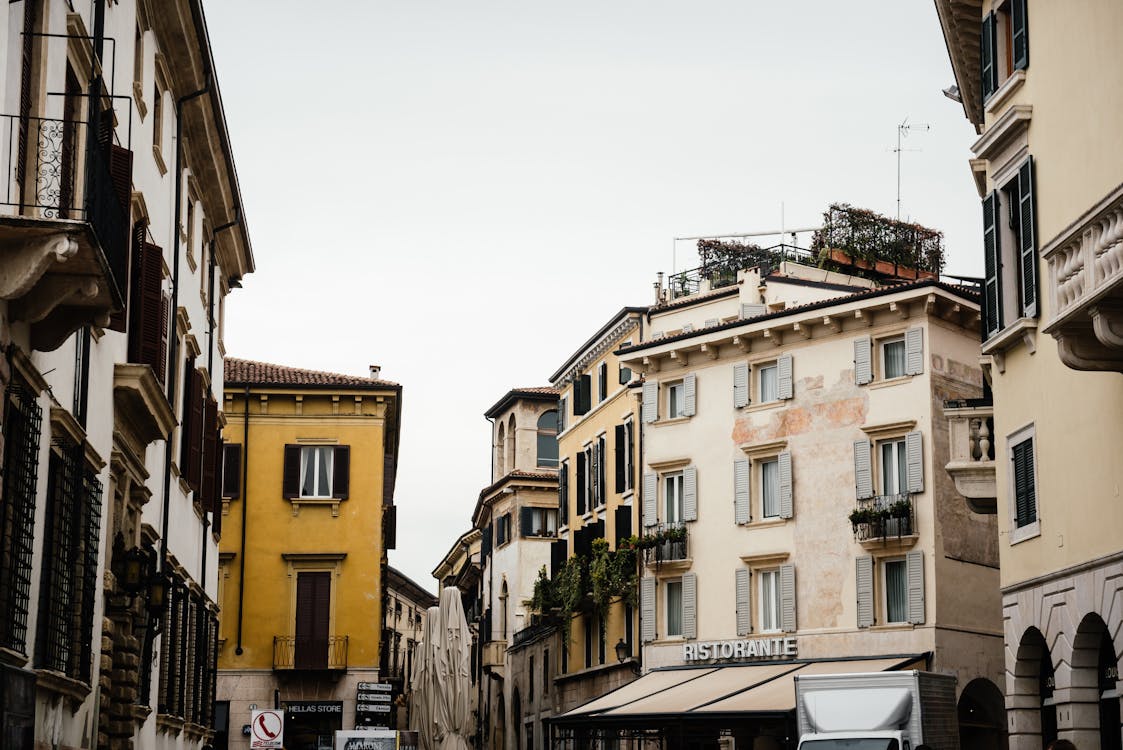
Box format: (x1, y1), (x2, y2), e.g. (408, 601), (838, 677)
(433, 529), (484, 746)
(556, 256), (1005, 748)
(935, 1), (1123, 748)
(0, 1), (252, 747)
(381, 566), (438, 729)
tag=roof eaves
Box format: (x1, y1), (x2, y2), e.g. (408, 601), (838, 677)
(549, 307), (647, 383)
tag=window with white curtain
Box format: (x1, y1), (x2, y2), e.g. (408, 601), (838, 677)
(879, 438), (908, 495)
(664, 472), (684, 525)
(881, 337), (907, 379)
(761, 459), (779, 518)
(758, 362), (778, 402)
(883, 558), (908, 623)
(300, 446), (334, 498)
(759, 569), (781, 632)
(665, 580), (683, 637)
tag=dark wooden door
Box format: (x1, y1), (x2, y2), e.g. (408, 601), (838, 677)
(294, 572), (331, 669)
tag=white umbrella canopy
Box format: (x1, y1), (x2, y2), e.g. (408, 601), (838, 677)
(410, 604), (442, 750)
(434, 587), (472, 750)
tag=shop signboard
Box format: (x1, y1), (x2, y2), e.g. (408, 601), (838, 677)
(335, 729), (398, 750)
(682, 636), (798, 662)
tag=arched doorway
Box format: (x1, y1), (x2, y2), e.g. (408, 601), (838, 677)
(1072, 613), (1121, 750)
(1012, 627), (1056, 748)
(958, 678), (1007, 750)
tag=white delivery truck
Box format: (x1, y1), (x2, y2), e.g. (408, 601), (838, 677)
(794, 670), (958, 750)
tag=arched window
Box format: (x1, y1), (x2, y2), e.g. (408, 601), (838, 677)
(500, 580), (509, 639)
(497, 423), (506, 476)
(506, 415), (517, 471)
(537, 410), (558, 468)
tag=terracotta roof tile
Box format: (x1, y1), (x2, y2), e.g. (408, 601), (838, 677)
(224, 358), (399, 388)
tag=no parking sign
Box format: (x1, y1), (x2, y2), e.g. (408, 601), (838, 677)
(250, 708), (284, 749)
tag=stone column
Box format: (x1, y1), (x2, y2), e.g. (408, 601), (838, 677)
(1053, 660), (1102, 747)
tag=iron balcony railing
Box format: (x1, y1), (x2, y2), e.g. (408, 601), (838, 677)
(642, 523), (689, 565)
(668, 244), (818, 300)
(273, 635), (348, 671)
(2, 111), (130, 303)
(851, 493), (916, 542)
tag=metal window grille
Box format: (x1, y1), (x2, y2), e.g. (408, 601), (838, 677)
(159, 582), (188, 717)
(0, 382), (42, 654)
(35, 438), (102, 682)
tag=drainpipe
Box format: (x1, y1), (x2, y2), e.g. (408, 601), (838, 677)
(635, 313), (644, 672)
(235, 384), (250, 655)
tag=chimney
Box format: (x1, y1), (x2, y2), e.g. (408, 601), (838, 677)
(655, 272), (664, 304)
(369, 365), (381, 379)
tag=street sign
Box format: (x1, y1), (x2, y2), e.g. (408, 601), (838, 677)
(357, 692), (391, 703)
(356, 703), (391, 713)
(356, 682), (392, 692)
(250, 709), (284, 749)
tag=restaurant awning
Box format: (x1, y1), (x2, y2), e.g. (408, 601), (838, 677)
(553, 655), (926, 726)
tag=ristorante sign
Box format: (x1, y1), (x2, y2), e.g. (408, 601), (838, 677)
(682, 636), (798, 662)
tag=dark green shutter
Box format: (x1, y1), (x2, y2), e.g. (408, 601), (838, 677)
(1013, 439), (1036, 527)
(1012, 0), (1029, 71)
(559, 460), (569, 524)
(1018, 156), (1038, 318)
(614, 424), (626, 494)
(575, 374), (592, 415)
(576, 451), (587, 516)
(520, 507), (534, 537)
(332, 446), (350, 499)
(282, 445), (300, 498)
(983, 191), (1003, 338)
(981, 13), (998, 101)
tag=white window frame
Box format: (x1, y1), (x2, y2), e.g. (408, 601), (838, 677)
(759, 457), (780, 519)
(877, 437), (908, 496)
(299, 445), (334, 499)
(757, 361), (779, 403)
(1007, 423), (1040, 544)
(758, 569), (781, 633)
(663, 472), (684, 526)
(665, 578), (684, 638)
(879, 335), (907, 380)
(881, 557), (908, 625)
(666, 381), (685, 419)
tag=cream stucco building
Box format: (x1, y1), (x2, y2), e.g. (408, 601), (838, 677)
(555, 257), (1006, 748)
(935, 1), (1123, 747)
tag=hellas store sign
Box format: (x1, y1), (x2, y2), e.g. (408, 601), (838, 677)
(683, 636), (797, 663)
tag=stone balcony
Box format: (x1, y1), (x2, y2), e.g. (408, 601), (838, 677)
(1042, 184), (1123, 372)
(944, 399), (997, 514)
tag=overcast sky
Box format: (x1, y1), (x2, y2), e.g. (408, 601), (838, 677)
(207, 1), (980, 592)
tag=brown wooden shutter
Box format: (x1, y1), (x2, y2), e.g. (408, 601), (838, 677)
(282, 445), (300, 498)
(111, 222), (145, 333)
(156, 288), (169, 385)
(15, 0), (38, 203)
(332, 445), (350, 499)
(294, 572), (331, 669)
(108, 144), (133, 211)
(211, 440), (224, 538)
(199, 396), (218, 509)
(130, 242), (165, 373)
(182, 364), (205, 495)
(222, 444), (242, 499)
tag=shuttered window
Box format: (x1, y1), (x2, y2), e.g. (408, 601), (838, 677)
(906, 550), (925, 625)
(222, 444), (242, 499)
(598, 363), (608, 403)
(734, 568), (751, 636)
(558, 459), (569, 524)
(759, 569), (780, 632)
(1017, 156), (1038, 318)
(295, 572), (331, 670)
(575, 451), (587, 516)
(777, 354), (793, 400)
(640, 577), (656, 643)
(128, 236), (169, 384)
(1011, 0), (1029, 71)
(856, 556), (874, 628)
(884, 558), (908, 624)
(733, 458), (750, 525)
(180, 359), (204, 494)
(642, 381), (658, 423)
(682, 466), (697, 522)
(733, 363), (749, 408)
(682, 374), (696, 417)
(574, 374), (592, 416)
(905, 328), (924, 376)
(665, 579), (683, 637)
(595, 435), (606, 507)
(853, 337), (873, 385)
(778, 451), (793, 519)
(1012, 436), (1036, 528)
(282, 445), (351, 500)
(681, 573), (697, 640)
(982, 191), (1003, 338)
(642, 472), (657, 528)
(853, 440), (874, 500)
(981, 12), (998, 101)
(780, 563), (796, 633)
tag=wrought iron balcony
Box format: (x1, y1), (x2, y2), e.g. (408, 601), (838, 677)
(850, 494), (916, 547)
(944, 398), (997, 514)
(0, 110), (131, 350)
(642, 524), (689, 567)
(1042, 186), (1123, 372)
(273, 635), (348, 671)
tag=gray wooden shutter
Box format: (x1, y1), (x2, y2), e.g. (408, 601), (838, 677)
(733, 363), (749, 408)
(853, 337), (872, 385)
(741, 303), (766, 319)
(682, 572), (697, 640)
(777, 353), (793, 400)
(683, 466), (697, 522)
(640, 577), (656, 643)
(642, 381), (658, 423)
(856, 555), (874, 628)
(733, 458), (750, 525)
(642, 472), (657, 528)
(779, 563), (796, 633)
(683, 373), (696, 417)
(778, 451), (793, 519)
(906, 431), (924, 494)
(905, 327), (924, 376)
(1011, 0), (1028, 71)
(906, 550), (925, 625)
(735, 568), (752, 636)
(704, 318), (719, 328)
(1019, 156), (1038, 318)
(983, 191), (1003, 338)
(853, 440), (874, 499)
(559, 397), (567, 432)
(981, 12), (997, 101)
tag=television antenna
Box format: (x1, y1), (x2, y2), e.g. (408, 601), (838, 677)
(892, 117), (930, 221)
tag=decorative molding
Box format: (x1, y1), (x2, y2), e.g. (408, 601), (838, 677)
(860, 419), (917, 440)
(971, 104), (1032, 162)
(559, 317), (639, 386)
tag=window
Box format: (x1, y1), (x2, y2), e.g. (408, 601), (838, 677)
(222, 443), (242, 499)
(536, 410), (558, 468)
(882, 558), (908, 624)
(598, 362), (608, 402)
(759, 569), (781, 633)
(594, 435), (606, 507)
(521, 507), (558, 537)
(496, 513), (512, 546)
(664, 472), (684, 525)
(133, 24), (144, 91)
(1009, 425), (1038, 538)
(983, 157), (1037, 338)
(881, 336), (906, 379)
(282, 444), (350, 502)
(615, 420), (634, 494)
(573, 374), (592, 416)
(878, 438), (908, 496)
(981, 0), (1028, 102)
(665, 580), (683, 637)
(758, 363), (778, 403)
(760, 458), (779, 518)
(152, 82), (163, 150)
(0, 382), (42, 655)
(667, 381), (685, 419)
(294, 571), (332, 669)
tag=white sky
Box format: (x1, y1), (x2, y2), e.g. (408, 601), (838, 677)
(207, 1), (981, 592)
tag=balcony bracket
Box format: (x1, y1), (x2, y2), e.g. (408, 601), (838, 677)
(1053, 321), (1123, 372)
(11, 274), (98, 323)
(0, 231), (79, 299)
(1090, 301), (1123, 349)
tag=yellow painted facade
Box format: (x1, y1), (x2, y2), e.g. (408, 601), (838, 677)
(216, 361), (401, 746)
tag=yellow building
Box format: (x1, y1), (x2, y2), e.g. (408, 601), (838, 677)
(549, 308), (646, 712)
(216, 358), (401, 749)
(935, 2), (1123, 747)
